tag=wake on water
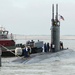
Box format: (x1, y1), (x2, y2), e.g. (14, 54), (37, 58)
(1, 49), (75, 75)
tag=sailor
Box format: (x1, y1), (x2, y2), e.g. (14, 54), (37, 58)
(25, 46), (30, 57)
(60, 41), (63, 50)
(51, 44), (55, 52)
(47, 43), (49, 52)
(23, 46), (29, 58)
(44, 43), (47, 52)
(27, 46), (31, 54)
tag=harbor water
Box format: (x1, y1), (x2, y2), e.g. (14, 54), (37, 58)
(1, 39), (75, 75)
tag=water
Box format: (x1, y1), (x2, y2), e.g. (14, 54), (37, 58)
(61, 40), (75, 50)
(1, 39), (75, 75)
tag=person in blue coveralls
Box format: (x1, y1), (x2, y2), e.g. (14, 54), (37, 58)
(47, 43), (49, 52)
(23, 46), (30, 57)
(44, 43), (47, 52)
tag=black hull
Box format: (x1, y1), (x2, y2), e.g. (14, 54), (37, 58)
(2, 51), (15, 57)
(1, 46), (16, 57)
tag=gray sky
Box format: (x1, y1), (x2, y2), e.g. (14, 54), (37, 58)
(0, 0), (75, 35)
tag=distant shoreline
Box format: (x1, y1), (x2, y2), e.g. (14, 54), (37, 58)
(13, 34), (75, 40)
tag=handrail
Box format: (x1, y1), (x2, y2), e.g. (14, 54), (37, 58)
(0, 45), (20, 57)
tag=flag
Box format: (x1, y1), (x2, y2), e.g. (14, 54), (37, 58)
(59, 15), (64, 20)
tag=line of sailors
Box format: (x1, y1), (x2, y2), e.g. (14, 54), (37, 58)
(44, 41), (63, 52)
(22, 46), (31, 57)
(21, 41), (63, 57)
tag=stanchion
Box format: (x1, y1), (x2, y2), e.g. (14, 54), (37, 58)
(0, 47), (1, 67)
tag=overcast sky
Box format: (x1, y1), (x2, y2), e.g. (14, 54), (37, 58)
(0, 0), (75, 35)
